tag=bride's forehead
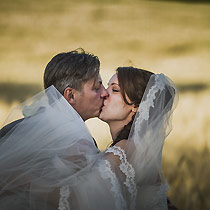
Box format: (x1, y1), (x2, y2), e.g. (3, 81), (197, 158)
(108, 74), (118, 84)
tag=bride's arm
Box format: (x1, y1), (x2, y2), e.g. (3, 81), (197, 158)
(102, 140), (136, 209)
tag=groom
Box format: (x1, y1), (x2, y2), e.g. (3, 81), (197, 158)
(43, 48), (108, 122)
(0, 49), (108, 209)
(43, 49), (108, 147)
(0, 49), (108, 147)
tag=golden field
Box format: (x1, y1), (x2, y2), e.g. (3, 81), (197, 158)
(0, 0), (210, 209)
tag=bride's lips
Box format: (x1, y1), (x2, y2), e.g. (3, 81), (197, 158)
(99, 102), (105, 113)
(100, 98), (108, 113)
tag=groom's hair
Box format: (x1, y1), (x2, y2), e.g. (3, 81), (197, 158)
(43, 48), (100, 94)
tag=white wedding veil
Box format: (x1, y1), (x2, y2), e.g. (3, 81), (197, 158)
(126, 73), (178, 209)
(0, 73), (178, 210)
(0, 86), (100, 210)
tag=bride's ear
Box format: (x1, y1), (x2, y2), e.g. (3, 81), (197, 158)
(131, 105), (138, 113)
(63, 87), (75, 105)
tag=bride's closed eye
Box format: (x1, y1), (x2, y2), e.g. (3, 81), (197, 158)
(107, 82), (120, 93)
(112, 88), (120, 92)
(107, 85), (120, 93)
(111, 83), (120, 93)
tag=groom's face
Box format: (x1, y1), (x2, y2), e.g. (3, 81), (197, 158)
(73, 74), (108, 121)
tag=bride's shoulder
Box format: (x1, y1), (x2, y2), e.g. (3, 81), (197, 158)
(104, 140), (128, 167)
(114, 139), (127, 150)
(104, 139), (127, 157)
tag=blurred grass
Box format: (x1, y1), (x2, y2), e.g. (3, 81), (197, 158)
(157, 0), (210, 3)
(0, 0), (210, 209)
(0, 83), (42, 104)
(1, 0), (210, 83)
(176, 82), (209, 93)
(163, 145), (210, 209)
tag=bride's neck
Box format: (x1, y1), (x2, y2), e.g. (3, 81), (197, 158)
(108, 116), (133, 141)
(109, 122), (124, 141)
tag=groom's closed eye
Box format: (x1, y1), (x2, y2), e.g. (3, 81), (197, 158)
(93, 81), (102, 91)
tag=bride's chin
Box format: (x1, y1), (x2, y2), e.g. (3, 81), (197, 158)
(99, 112), (106, 122)
(98, 114), (104, 121)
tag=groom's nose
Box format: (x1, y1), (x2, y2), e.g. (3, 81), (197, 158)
(101, 85), (109, 99)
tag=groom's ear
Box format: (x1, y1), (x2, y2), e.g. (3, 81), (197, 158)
(63, 87), (75, 105)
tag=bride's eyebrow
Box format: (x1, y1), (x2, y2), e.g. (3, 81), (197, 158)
(107, 82), (120, 86)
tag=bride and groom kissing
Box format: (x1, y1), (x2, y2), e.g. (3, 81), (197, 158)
(0, 49), (178, 210)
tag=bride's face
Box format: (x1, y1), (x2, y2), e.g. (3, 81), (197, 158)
(99, 74), (135, 123)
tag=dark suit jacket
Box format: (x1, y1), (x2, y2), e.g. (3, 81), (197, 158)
(0, 118), (98, 147)
(0, 118), (24, 138)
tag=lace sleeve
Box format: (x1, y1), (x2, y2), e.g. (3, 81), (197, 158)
(101, 145), (137, 210)
(58, 185), (71, 210)
(57, 145), (137, 210)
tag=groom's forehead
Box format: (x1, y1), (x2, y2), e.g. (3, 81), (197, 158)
(82, 74), (101, 89)
(95, 73), (102, 81)
(93, 74), (102, 85)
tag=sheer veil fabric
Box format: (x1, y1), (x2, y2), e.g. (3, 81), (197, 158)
(126, 74), (178, 210)
(0, 74), (178, 210)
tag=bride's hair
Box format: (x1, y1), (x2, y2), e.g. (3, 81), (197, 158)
(112, 67), (154, 146)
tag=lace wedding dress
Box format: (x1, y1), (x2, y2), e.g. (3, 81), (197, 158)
(0, 74), (178, 210)
(58, 145), (136, 210)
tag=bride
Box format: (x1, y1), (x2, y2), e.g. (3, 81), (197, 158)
(0, 67), (178, 210)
